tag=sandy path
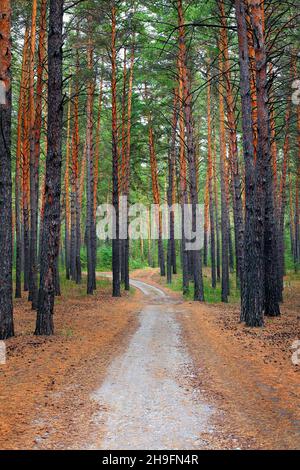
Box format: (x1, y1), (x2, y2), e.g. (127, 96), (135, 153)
(91, 279), (213, 450)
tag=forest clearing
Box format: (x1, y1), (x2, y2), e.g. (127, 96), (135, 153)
(0, 0), (299, 453)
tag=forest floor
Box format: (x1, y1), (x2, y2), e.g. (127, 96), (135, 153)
(0, 279), (142, 449)
(0, 269), (299, 449)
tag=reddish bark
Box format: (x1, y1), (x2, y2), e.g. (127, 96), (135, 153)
(218, 48), (230, 302)
(15, 27), (29, 299)
(93, 73), (103, 220)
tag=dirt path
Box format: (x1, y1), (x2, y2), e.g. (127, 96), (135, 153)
(130, 269), (300, 449)
(90, 279), (213, 450)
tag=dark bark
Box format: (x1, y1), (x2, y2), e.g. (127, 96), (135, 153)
(85, 39), (96, 295)
(35, 0), (63, 335)
(28, 0), (38, 309)
(0, 0), (14, 339)
(235, 0), (263, 325)
(250, 1), (280, 318)
(54, 255), (61, 296)
(264, 150), (280, 316)
(167, 90), (178, 284)
(178, 0), (204, 301)
(111, 5), (120, 297)
(235, 0), (274, 326)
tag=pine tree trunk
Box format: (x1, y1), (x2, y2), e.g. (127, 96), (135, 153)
(218, 51), (230, 303)
(35, 0), (63, 335)
(207, 67), (216, 288)
(278, 96), (291, 302)
(85, 38), (96, 295)
(111, 5), (121, 297)
(65, 81), (72, 280)
(295, 90), (300, 268)
(289, 172), (296, 263)
(167, 90), (178, 284)
(203, 173), (209, 267)
(213, 135), (221, 282)
(145, 83), (165, 277)
(120, 51), (127, 286)
(22, 39), (30, 293)
(178, 55), (189, 295)
(235, 0), (264, 325)
(32, 0), (47, 296)
(252, 0), (280, 317)
(15, 27), (29, 299)
(94, 75), (103, 219)
(178, 0), (204, 301)
(71, 46), (81, 284)
(28, 0), (38, 307)
(123, 41), (134, 291)
(228, 220), (234, 274)
(0, 0), (14, 339)
(219, 0), (244, 289)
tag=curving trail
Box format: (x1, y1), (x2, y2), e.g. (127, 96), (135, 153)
(90, 276), (213, 450)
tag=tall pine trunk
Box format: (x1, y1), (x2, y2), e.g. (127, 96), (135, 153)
(250, 0), (280, 317)
(123, 41), (135, 291)
(207, 66), (216, 288)
(213, 134), (221, 282)
(15, 27), (29, 299)
(71, 45), (81, 284)
(111, 5), (121, 297)
(278, 86), (292, 302)
(178, 56), (189, 295)
(65, 81), (72, 280)
(0, 0), (14, 339)
(178, 0), (204, 301)
(85, 38), (96, 295)
(22, 37), (30, 293)
(146, 84), (165, 277)
(235, 0), (263, 325)
(120, 50), (127, 286)
(35, 0), (63, 335)
(28, 0), (38, 307)
(219, 0), (244, 289)
(218, 50), (230, 303)
(167, 90), (178, 284)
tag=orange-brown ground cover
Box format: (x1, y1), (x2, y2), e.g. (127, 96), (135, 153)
(0, 279), (143, 449)
(1, 269), (299, 450)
